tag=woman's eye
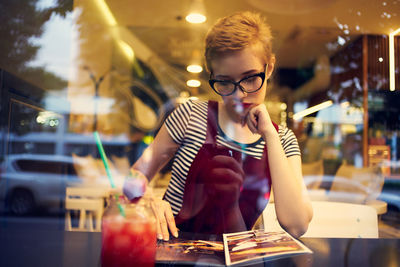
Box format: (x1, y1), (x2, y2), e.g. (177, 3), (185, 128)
(219, 81), (231, 87)
(243, 77), (257, 84)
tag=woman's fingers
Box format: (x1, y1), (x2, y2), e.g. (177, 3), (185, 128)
(247, 115), (258, 134)
(246, 104), (273, 135)
(151, 199), (178, 241)
(165, 202), (179, 238)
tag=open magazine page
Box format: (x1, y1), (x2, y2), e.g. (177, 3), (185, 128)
(156, 237), (225, 266)
(223, 230), (312, 266)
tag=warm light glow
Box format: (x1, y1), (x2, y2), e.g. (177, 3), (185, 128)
(337, 36), (346, 46)
(293, 100), (333, 121)
(389, 27), (400, 91)
(185, 13), (207, 24)
(92, 0), (135, 63)
(93, 0), (117, 26)
(142, 135), (154, 145)
(340, 101), (350, 108)
(186, 79), (201, 87)
(187, 64), (203, 73)
(118, 40), (134, 61)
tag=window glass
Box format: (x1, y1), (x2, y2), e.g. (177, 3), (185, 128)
(0, 0), (399, 265)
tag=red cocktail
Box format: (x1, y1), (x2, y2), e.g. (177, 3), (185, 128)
(101, 199), (156, 267)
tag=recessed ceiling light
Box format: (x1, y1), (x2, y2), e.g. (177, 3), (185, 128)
(187, 64), (203, 73)
(185, 13), (206, 24)
(187, 79), (201, 87)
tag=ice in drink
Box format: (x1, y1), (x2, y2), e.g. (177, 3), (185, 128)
(101, 198), (156, 267)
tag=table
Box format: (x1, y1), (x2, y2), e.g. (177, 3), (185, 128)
(0, 225), (398, 267)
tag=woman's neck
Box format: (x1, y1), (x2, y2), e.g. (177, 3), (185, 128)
(218, 102), (261, 144)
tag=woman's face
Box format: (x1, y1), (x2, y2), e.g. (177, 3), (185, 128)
(210, 46), (274, 119)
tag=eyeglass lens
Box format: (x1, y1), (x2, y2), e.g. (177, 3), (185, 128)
(213, 74), (263, 95)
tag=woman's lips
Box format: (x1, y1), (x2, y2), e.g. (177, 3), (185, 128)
(232, 102), (253, 114)
(233, 102), (252, 109)
(241, 103), (253, 109)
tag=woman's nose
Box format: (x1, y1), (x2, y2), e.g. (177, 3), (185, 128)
(233, 85), (248, 98)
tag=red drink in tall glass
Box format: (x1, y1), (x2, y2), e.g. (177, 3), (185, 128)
(101, 199), (156, 267)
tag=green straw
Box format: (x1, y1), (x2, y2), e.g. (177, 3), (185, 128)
(94, 131), (125, 217)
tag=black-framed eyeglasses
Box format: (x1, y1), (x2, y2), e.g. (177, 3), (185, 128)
(209, 65), (267, 96)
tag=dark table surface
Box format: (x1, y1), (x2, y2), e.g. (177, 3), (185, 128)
(0, 221), (399, 267)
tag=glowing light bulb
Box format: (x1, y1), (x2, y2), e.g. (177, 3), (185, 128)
(187, 64), (203, 73)
(185, 13), (206, 24)
(187, 79), (201, 87)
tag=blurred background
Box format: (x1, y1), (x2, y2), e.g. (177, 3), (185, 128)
(0, 0), (399, 237)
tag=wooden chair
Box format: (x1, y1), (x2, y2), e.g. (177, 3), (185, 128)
(65, 187), (108, 232)
(263, 201), (379, 238)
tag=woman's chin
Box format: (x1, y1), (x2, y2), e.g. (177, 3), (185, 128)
(228, 108), (247, 123)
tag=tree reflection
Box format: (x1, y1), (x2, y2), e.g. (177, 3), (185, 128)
(0, 0), (72, 90)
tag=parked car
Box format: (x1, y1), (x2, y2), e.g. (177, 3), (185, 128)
(0, 154), (82, 215)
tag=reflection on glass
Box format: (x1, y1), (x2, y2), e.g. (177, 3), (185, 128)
(0, 0), (399, 249)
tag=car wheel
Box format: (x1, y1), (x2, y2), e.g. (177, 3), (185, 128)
(9, 189), (35, 216)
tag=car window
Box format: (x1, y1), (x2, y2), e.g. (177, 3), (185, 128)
(15, 159), (74, 175)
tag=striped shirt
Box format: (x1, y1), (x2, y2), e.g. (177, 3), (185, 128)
(164, 100), (301, 215)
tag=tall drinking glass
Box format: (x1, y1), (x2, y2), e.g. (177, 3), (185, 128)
(101, 196), (156, 267)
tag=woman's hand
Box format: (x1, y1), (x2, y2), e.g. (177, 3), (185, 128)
(246, 104), (274, 137)
(202, 154), (244, 209)
(123, 170), (178, 241)
(150, 197), (178, 241)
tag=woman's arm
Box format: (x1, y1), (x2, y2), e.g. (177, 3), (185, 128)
(247, 104), (313, 238)
(131, 123), (179, 180)
(128, 123), (180, 241)
(265, 137), (312, 238)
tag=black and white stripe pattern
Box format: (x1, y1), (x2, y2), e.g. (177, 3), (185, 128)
(164, 100), (300, 215)
(164, 100), (208, 214)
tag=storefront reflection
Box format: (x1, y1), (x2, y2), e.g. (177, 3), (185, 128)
(1, 3), (400, 264)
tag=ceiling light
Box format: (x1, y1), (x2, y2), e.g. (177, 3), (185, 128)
(187, 79), (201, 87)
(293, 100), (333, 121)
(118, 40), (134, 61)
(186, 0), (206, 24)
(186, 13), (206, 24)
(93, 0), (117, 26)
(187, 64), (203, 73)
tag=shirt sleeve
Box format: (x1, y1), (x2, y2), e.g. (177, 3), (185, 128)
(165, 100), (193, 144)
(278, 125), (301, 157)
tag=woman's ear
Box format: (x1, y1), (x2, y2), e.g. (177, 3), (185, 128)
(266, 55), (276, 79)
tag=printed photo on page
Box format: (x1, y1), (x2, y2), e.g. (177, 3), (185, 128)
(223, 230), (312, 266)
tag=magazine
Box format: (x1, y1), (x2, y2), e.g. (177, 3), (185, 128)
(223, 230), (312, 266)
(156, 236), (225, 266)
(156, 230), (312, 266)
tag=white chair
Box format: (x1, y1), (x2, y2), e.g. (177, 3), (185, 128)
(65, 187), (108, 232)
(263, 201), (378, 238)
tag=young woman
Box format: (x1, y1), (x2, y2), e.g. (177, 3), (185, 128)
(124, 11), (313, 240)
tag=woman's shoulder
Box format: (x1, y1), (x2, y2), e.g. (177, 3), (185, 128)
(169, 99), (209, 126)
(176, 98), (208, 109)
(178, 99), (210, 115)
(277, 124), (298, 141)
(277, 124), (291, 134)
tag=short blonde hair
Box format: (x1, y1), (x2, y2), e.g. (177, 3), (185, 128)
(205, 11), (273, 73)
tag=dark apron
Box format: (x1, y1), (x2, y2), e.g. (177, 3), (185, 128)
(172, 101), (278, 234)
